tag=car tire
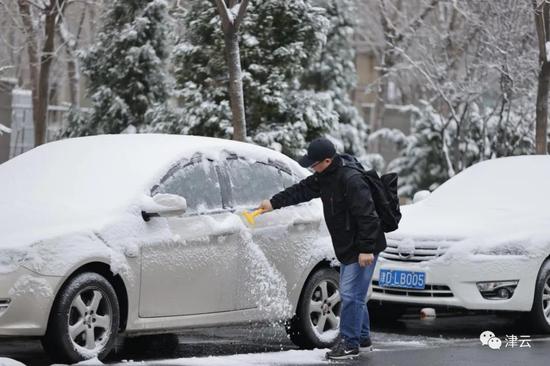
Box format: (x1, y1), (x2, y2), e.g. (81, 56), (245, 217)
(527, 259), (550, 333)
(286, 267), (341, 349)
(42, 272), (120, 364)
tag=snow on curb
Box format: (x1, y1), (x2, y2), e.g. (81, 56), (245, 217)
(112, 349), (330, 366)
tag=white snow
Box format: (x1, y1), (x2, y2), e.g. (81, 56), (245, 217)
(111, 349), (329, 366)
(0, 134), (329, 322)
(239, 230), (292, 318)
(7, 274), (53, 298)
(390, 155), (550, 259)
(0, 134), (309, 273)
(0, 358), (25, 366)
(546, 41), (550, 62)
(49, 356), (104, 366)
(75, 358), (104, 365)
(0, 123), (11, 134)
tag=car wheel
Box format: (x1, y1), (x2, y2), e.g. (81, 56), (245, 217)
(527, 259), (550, 333)
(286, 267), (341, 349)
(42, 272), (120, 363)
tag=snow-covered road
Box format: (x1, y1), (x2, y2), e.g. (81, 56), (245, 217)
(3, 311), (550, 366)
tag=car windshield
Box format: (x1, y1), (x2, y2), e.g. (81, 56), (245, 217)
(424, 156), (550, 212)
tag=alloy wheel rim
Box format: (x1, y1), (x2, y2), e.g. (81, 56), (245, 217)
(309, 279), (341, 336)
(543, 275), (550, 323)
(68, 287), (113, 354)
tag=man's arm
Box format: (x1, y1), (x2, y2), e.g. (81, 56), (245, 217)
(344, 174), (381, 255)
(265, 174), (321, 211)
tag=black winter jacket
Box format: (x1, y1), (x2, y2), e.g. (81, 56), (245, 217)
(270, 154), (387, 265)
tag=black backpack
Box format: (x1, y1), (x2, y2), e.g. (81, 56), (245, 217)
(340, 154), (402, 233)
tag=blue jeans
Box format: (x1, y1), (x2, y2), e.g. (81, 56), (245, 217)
(339, 254), (379, 348)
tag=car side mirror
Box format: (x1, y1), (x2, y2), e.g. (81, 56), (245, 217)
(141, 193), (187, 222)
(412, 190), (431, 204)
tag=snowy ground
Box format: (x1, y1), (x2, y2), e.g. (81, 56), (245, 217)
(3, 311), (550, 366)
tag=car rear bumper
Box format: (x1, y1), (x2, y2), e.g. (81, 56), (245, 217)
(0, 266), (61, 336)
(369, 255), (540, 312)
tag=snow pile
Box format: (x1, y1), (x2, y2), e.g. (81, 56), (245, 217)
(112, 349), (329, 366)
(0, 358), (25, 366)
(239, 230), (292, 319)
(389, 155), (550, 259)
(50, 356), (104, 366)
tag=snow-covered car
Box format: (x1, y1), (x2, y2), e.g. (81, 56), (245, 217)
(0, 135), (341, 363)
(370, 156), (550, 332)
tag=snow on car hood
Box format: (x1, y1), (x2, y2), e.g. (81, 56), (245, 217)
(0, 134), (307, 252)
(388, 155), (550, 257)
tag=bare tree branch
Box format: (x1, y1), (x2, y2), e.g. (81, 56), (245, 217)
(214, 0), (232, 31)
(234, 0), (249, 31)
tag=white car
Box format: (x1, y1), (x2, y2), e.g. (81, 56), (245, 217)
(370, 156), (550, 333)
(0, 134), (341, 363)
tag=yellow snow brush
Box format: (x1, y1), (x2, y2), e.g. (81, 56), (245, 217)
(242, 208), (265, 225)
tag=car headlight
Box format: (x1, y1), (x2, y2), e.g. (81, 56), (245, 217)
(476, 280), (519, 300)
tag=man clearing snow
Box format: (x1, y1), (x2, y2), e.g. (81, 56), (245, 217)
(258, 137), (387, 360)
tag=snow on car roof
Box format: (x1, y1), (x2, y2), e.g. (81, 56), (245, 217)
(427, 155), (550, 208)
(393, 155), (550, 246)
(0, 134), (306, 249)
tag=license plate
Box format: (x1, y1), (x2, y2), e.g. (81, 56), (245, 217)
(379, 269), (426, 289)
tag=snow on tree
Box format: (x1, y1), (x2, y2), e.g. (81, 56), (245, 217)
(360, 1), (538, 194)
(384, 101), (535, 198)
(213, 0), (251, 142)
(302, 0), (370, 160)
(16, 0), (67, 146)
(169, 0), (340, 158)
(63, 0), (176, 137)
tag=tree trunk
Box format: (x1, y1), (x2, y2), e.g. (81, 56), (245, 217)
(18, 0), (65, 147)
(535, 62), (550, 154)
(224, 30), (247, 141)
(57, 13), (84, 108)
(215, 0), (249, 142)
(372, 66), (387, 153)
(18, 0), (40, 143)
(35, 1), (65, 146)
(66, 57), (80, 107)
(534, 0), (550, 155)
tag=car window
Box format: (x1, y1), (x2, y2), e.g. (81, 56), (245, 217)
(156, 159), (222, 214)
(225, 158), (284, 208)
(280, 169), (297, 189)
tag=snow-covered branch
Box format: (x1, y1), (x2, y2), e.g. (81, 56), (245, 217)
(0, 124), (12, 135)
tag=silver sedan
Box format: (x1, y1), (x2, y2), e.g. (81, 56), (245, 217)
(0, 134), (342, 363)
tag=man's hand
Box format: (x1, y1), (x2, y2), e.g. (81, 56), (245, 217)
(359, 253), (374, 267)
(258, 199), (273, 212)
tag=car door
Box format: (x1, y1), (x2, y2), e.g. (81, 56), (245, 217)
(139, 155), (243, 317)
(221, 156), (323, 311)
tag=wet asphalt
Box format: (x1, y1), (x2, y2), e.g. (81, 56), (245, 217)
(2, 310), (550, 366)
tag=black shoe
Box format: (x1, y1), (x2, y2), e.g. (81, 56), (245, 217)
(325, 340), (359, 360)
(360, 337), (373, 352)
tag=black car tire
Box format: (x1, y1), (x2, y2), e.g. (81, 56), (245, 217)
(286, 267), (341, 349)
(42, 272), (120, 364)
